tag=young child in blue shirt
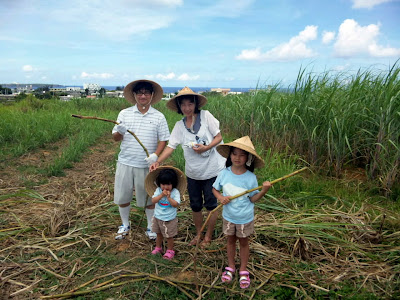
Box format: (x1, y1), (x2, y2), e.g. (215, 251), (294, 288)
(145, 166), (186, 260)
(212, 136), (271, 289)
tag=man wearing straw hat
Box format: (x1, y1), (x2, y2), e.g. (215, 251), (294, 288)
(112, 79), (170, 240)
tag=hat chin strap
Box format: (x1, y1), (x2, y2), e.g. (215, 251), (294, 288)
(246, 154), (254, 167)
(135, 93), (153, 110)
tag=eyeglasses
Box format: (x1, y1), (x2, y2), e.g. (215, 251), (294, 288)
(135, 90), (152, 96)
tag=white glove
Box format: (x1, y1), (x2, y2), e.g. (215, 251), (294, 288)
(116, 123), (127, 135)
(144, 153), (158, 165)
(183, 141), (197, 148)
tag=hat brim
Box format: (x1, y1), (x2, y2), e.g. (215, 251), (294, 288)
(217, 143), (265, 169)
(124, 79), (163, 105)
(145, 166), (187, 200)
(166, 92), (207, 112)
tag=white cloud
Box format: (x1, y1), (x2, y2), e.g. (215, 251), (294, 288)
(150, 0), (183, 6)
(333, 63), (350, 71)
(80, 71), (114, 79)
(144, 72), (200, 81)
(50, 0), (182, 41)
(155, 72), (176, 80)
(322, 31), (335, 44)
(22, 65), (33, 72)
(177, 73), (200, 81)
(200, 0), (255, 18)
(351, 0), (393, 9)
(236, 25), (318, 62)
(334, 19), (400, 57)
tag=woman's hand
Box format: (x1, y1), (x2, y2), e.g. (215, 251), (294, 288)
(192, 143), (208, 154)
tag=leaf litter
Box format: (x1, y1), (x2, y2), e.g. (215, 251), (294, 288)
(0, 135), (399, 299)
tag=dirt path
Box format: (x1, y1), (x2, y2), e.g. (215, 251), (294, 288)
(0, 134), (117, 194)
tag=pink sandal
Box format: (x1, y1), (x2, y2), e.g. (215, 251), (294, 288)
(239, 271), (250, 289)
(151, 247), (163, 255)
(163, 249), (175, 260)
(221, 267), (235, 283)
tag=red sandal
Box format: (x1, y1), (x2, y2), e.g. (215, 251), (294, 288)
(221, 267), (235, 283)
(239, 271), (250, 289)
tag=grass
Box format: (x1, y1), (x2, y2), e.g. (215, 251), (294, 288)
(202, 63), (400, 198)
(1, 66), (399, 298)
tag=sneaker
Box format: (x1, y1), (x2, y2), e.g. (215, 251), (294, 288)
(146, 228), (157, 240)
(115, 225), (130, 240)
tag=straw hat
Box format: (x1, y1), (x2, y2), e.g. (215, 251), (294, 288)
(145, 166), (187, 199)
(166, 87), (207, 112)
(216, 136), (265, 169)
(123, 79), (163, 105)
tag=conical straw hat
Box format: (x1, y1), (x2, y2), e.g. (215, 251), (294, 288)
(124, 79), (163, 105)
(216, 136), (265, 169)
(145, 166), (187, 199)
(166, 86), (207, 112)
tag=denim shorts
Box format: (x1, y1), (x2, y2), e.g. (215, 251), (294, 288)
(187, 176), (218, 212)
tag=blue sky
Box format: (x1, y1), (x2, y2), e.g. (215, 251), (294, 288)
(1, 0), (399, 88)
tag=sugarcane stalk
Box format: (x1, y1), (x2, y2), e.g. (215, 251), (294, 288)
(71, 114), (149, 157)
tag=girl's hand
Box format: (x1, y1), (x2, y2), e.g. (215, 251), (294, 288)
(162, 190), (171, 197)
(262, 181), (272, 192)
(219, 196), (231, 205)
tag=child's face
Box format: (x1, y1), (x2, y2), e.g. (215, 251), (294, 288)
(160, 183), (173, 192)
(230, 148), (248, 167)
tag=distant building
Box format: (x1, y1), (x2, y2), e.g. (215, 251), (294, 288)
(59, 95), (73, 101)
(66, 87), (82, 92)
(162, 93), (175, 100)
(211, 88), (230, 96)
(83, 83), (101, 92)
(16, 85), (33, 93)
(106, 91), (124, 98)
(50, 87), (67, 92)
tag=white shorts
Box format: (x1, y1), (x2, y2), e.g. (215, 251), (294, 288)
(113, 162), (152, 207)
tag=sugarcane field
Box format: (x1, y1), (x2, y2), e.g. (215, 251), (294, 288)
(1, 66), (400, 300)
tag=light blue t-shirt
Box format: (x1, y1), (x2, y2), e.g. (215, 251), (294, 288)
(152, 187), (181, 221)
(213, 167), (259, 224)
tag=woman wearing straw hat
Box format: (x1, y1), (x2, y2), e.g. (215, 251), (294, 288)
(150, 87), (226, 247)
(212, 136), (271, 289)
(112, 79), (170, 240)
(145, 166), (187, 260)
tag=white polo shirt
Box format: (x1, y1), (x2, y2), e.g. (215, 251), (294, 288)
(113, 105), (170, 168)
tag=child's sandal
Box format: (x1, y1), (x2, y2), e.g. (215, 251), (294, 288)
(163, 249), (175, 260)
(239, 271), (250, 289)
(221, 267), (235, 283)
(151, 246), (163, 255)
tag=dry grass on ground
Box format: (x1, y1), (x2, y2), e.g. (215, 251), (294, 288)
(1, 136), (399, 299)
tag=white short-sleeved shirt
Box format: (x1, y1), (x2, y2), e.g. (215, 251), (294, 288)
(168, 110), (226, 180)
(112, 105), (170, 168)
(153, 187), (181, 221)
(213, 167), (259, 224)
